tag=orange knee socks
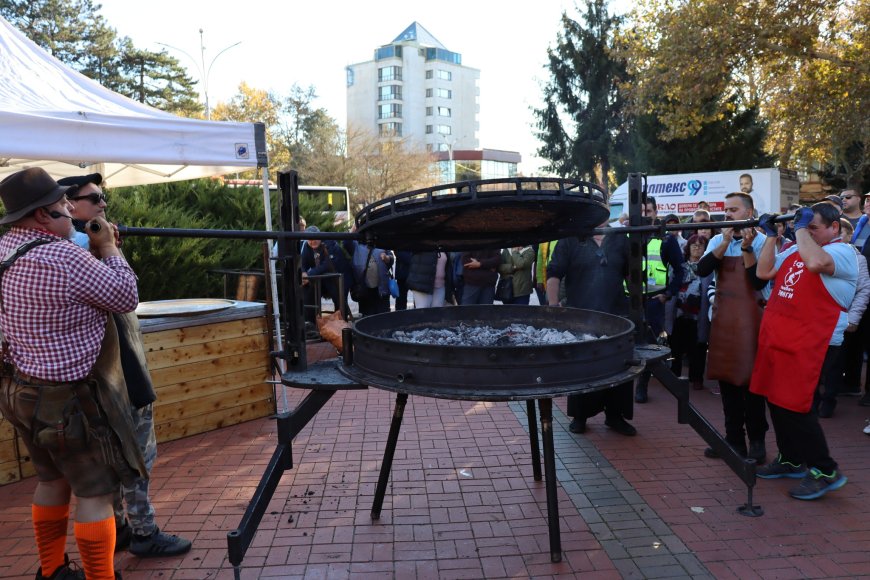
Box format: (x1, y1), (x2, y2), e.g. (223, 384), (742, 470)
(74, 517), (115, 580)
(31, 503), (69, 575)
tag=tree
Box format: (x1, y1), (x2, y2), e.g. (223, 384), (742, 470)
(623, 0), (869, 183)
(534, 0), (631, 191)
(631, 95), (776, 174)
(1, 0), (202, 116)
(344, 126), (438, 209)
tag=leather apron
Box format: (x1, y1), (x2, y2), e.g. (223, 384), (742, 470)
(750, 248), (844, 412)
(91, 314), (148, 480)
(706, 256), (765, 386)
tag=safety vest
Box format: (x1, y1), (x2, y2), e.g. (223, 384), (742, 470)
(646, 238), (667, 286)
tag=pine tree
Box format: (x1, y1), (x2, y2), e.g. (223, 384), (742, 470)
(534, 0), (630, 191)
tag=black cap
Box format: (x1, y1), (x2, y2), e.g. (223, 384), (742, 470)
(663, 213), (680, 224)
(57, 173), (103, 188)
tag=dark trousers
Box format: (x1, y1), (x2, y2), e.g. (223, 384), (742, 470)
(568, 381), (633, 421)
(394, 279), (410, 311)
(358, 287), (390, 317)
(841, 329), (862, 392)
(509, 294), (530, 305)
(813, 345), (842, 413)
(669, 317), (707, 382)
(768, 401), (837, 474)
(720, 381), (768, 452)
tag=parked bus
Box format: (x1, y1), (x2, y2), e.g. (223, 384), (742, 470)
(223, 179), (351, 228)
(298, 185), (351, 226)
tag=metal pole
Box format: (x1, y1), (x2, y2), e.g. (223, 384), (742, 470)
(526, 400), (542, 481)
(372, 392), (408, 519)
(538, 398), (562, 563)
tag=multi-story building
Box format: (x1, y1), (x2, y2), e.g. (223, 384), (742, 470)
(346, 22), (480, 153)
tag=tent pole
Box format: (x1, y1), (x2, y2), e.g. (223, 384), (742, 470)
(261, 168), (288, 412)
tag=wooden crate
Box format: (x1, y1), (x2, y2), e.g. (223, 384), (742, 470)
(143, 310), (275, 444)
(0, 417), (26, 485)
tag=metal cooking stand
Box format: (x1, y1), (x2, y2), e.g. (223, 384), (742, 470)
(224, 170), (768, 578)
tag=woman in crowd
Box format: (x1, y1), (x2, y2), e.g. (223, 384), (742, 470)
(669, 234), (712, 390)
(351, 243), (394, 316)
(497, 246), (535, 305)
(406, 251), (454, 308)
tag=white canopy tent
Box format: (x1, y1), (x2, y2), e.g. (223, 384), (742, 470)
(0, 16), (267, 185)
(0, 16), (289, 403)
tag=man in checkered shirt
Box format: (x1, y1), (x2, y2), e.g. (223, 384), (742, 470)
(0, 168), (140, 580)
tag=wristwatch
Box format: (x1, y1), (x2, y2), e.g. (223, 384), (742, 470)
(741, 246), (754, 253)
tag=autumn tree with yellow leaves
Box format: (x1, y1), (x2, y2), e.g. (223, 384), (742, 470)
(623, 0), (869, 187)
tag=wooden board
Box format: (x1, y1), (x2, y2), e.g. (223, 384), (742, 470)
(0, 459), (21, 485)
(154, 399), (274, 443)
(149, 350), (269, 389)
(142, 317), (267, 350)
(145, 334), (269, 371)
(151, 367), (269, 407)
(153, 384), (272, 426)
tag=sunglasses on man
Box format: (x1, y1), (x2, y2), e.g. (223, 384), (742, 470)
(68, 192), (108, 204)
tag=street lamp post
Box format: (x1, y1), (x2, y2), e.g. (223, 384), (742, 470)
(157, 29), (240, 120)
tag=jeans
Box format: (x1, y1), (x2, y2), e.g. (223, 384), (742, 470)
(461, 283), (495, 305)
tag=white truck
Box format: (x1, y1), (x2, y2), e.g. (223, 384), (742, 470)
(608, 168), (800, 220)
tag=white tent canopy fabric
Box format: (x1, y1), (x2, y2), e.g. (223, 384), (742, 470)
(0, 16), (266, 186)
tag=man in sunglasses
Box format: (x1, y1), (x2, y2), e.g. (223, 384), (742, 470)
(58, 174), (192, 559)
(840, 189), (863, 230)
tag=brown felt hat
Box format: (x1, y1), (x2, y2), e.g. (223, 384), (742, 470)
(0, 168), (77, 225)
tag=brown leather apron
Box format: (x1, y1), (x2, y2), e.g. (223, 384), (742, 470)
(706, 256), (765, 386)
(91, 314), (148, 480)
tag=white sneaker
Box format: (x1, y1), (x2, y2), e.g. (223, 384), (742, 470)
(864, 421), (870, 435)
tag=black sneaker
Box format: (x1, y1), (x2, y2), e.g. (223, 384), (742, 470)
(703, 447), (720, 459)
(115, 520), (132, 553)
(569, 418), (586, 433)
(859, 392), (870, 407)
(788, 468), (847, 500)
(756, 454), (808, 479)
(129, 528), (192, 558)
(605, 417), (637, 436)
(35, 554), (84, 580)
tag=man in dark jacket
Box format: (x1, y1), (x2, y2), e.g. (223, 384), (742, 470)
(460, 249), (501, 305)
(546, 224), (637, 436)
(300, 225), (353, 321)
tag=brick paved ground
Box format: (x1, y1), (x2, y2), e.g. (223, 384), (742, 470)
(1, 341), (868, 579)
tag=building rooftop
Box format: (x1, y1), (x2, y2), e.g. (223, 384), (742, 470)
(392, 21), (446, 48)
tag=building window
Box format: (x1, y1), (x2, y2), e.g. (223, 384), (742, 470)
(437, 88), (452, 99)
(375, 45), (403, 60)
(437, 124), (452, 135)
(437, 143), (450, 152)
(437, 69), (452, 81)
(379, 122), (402, 137)
(438, 107), (451, 117)
(377, 103), (402, 119)
(378, 66), (402, 82)
(425, 106), (433, 116)
(425, 125), (433, 134)
(425, 69), (433, 79)
(346, 67), (354, 87)
(425, 88), (433, 98)
(378, 85), (402, 100)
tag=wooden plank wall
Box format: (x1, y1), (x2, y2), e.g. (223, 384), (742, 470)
(0, 314), (275, 486)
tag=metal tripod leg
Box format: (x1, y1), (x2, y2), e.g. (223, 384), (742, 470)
(538, 398), (562, 563)
(371, 392), (408, 519)
(527, 400), (542, 481)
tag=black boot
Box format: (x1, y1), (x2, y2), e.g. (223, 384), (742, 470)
(748, 440), (767, 464)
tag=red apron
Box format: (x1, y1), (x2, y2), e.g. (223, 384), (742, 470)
(750, 247), (844, 412)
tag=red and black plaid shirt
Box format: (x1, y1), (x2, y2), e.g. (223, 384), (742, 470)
(0, 227), (139, 382)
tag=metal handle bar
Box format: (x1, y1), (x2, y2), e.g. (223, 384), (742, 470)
(116, 225), (360, 241)
(591, 213), (795, 236)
